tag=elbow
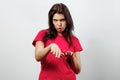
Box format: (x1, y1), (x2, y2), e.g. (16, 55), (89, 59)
(35, 50), (44, 62)
(35, 55), (43, 62)
(75, 69), (81, 74)
(75, 70), (81, 74)
(35, 53), (43, 62)
(35, 57), (41, 62)
(74, 66), (81, 74)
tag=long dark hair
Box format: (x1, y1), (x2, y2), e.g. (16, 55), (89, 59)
(43, 3), (74, 47)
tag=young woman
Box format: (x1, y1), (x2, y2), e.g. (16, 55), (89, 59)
(32, 3), (83, 80)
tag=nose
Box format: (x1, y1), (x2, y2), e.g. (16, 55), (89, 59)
(57, 21), (62, 26)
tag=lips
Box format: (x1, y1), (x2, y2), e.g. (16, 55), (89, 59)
(58, 28), (62, 29)
(58, 28), (62, 31)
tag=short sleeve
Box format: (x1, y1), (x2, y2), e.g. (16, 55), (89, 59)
(73, 36), (83, 52)
(32, 29), (48, 46)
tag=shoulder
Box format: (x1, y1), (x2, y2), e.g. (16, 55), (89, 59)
(71, 35), (83, 51)
(72, 35), (79, 41)
(38, 29), (49, 33)
(37, 29), (49, 35)
(32, 29), (49, 46)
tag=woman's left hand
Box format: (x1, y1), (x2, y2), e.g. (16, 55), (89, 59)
(62, 50), (73, 57)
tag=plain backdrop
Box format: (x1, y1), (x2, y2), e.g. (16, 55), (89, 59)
(0, 0), (120, 80)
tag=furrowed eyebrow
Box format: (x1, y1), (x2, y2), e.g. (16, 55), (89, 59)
(60, 19), (65, 21)
(53, 19), (58, 21)
(53, 18), (66, 21)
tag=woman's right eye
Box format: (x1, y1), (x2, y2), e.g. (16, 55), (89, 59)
(53, 19), (58, 22)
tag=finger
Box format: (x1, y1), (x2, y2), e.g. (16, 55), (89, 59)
(55, 52), (58, 57)
(55, 50), (59, 58)
(50, 49), (53, 53)
(65, 51), (67, 56)
(60, 54), (64, 58)
(67, 51), (73, 55)
(57, 53), (60, 58)
(66, 51), (70, 55)
(68, 51), (73, 57)
(52, 49), (57, 55)
(60, 52), (64, 58)
(67, 51), (70, 55)
(70, 52), (73, 56)
(50, 48), (54, 53)
(61, 52), (65, 56)
(57, 50), (61, 58)
(52, 51), (55, 55)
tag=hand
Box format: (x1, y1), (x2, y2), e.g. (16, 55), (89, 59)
(50, 43), (62, 58)
(63, 50), (73, 57)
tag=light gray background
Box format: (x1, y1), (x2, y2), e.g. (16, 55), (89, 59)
(0, 0), (120, 80)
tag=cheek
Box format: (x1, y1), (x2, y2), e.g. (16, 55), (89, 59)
(53, 22), (57, 27)
(63, 23), (67, 28)
(52, 22), (55, 26)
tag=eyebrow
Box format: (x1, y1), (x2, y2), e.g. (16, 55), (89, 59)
(53, 18), (65, 21)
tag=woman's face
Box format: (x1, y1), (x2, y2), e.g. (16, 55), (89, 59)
(52, 13), (67, 35)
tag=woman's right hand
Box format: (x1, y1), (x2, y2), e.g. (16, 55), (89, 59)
(50, 43), (63, 58)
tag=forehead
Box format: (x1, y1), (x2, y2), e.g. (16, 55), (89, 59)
(53, 13), (65, 19)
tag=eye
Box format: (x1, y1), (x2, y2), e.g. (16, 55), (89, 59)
(60, 19), (66, 22)
(53, 19), (58, 22)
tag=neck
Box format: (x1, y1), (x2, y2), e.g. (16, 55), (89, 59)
(58, 33), (63, 36)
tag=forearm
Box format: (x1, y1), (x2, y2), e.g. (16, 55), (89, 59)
(35, 45), (51, 61)
(71, 52), (81, 74)
(35, 41), (51, 61)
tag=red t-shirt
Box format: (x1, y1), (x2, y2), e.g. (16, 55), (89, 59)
(32, 29), (83, 80)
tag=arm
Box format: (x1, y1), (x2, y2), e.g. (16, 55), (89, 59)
(67, 51), (81, 74)
(72, 52), (81, 74)
(35, 41), (51, 61)
(35, 41), (62, 61)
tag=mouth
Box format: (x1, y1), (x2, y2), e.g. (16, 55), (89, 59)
(58, 27), (62, 29)
(58, 28), (62, 31)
